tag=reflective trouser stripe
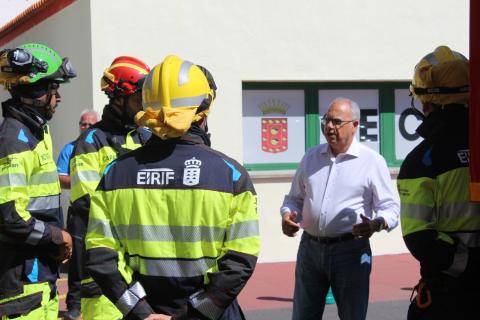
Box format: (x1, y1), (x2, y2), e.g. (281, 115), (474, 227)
(115, 282), (146, 315)
(25, 220), (45, 245)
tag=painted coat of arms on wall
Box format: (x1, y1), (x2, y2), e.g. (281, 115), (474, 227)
(260, 100), (289, 153)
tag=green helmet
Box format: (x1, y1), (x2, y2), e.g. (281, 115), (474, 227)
(0, 43), (76, 88)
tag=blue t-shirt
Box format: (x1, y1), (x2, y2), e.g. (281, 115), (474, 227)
(56, 141), (75, 175)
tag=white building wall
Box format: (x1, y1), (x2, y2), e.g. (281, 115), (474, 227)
(1, 0), (93, 156)
(0, 0), (93, 216)
(88, 0), (468, 161)
(0, 0), (469, 262)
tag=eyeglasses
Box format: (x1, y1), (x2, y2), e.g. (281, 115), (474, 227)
(79, 122), (94, 128)
(321, 116), (356, 127)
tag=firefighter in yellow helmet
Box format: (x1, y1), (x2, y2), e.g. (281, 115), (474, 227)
(85, 55), (260, 320)
(67, 56), (151, 320)
(0, 43), (75, 319)
(398, 46), (480, 319)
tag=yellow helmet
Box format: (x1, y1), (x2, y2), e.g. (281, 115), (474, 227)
(410, 46), (469, 105)
(135, 55), (216, 139)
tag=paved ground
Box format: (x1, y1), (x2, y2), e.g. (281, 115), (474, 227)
(57, 253), (419, 320)
(237, 253), (418, 319)
(243, 300), (411, 320)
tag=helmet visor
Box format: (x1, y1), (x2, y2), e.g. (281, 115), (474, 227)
(47, 58), (76, 81)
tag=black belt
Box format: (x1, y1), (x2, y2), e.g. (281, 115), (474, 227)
(304, 232), (355, 244)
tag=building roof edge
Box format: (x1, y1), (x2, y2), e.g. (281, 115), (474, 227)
(0, 0), (76, 47)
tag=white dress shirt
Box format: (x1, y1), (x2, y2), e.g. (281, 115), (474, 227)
(281, 138), (399, 237)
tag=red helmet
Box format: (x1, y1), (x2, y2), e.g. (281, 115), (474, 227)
(100, 56), (150, 97)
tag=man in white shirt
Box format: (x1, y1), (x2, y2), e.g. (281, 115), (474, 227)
(281, 97), (400, 320)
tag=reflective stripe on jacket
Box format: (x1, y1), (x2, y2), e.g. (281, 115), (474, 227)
(71, 126), (149, 202)
(85, 137), (260, 320)
(398, 107), (480, 277)
(0, 117), (63, 300)
(68, 124), (150, 298)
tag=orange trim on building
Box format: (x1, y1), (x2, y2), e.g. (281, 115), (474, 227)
(0, 0), (76, 47)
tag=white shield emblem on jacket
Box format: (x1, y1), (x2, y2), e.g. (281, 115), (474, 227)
(183, 157), (202, 186)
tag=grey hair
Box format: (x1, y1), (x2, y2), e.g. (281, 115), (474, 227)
(79, 109), (100, 120)
(349, 100), (361, 120)
(330, 97), (360, 120)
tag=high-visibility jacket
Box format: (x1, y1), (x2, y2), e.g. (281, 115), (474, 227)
(69, 122), (150, 293)
(71, 123), (150, 204)
(397, 106), (480, 278)
(85, 135), (260, 320)
(0, 102), (65, 317)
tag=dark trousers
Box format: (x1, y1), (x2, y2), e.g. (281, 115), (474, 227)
(65, 205), (87, 311)
(66, 263), (81, 311)
(219, 299), (245, 320)
(408, 249), (480, 320)
(292, 233), (372, 320)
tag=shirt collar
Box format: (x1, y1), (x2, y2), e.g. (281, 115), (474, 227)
(320, 137), (360, 158)
(345, 137), (360, 157)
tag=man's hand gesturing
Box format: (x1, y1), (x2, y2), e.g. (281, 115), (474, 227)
(282, 211), (300, 237)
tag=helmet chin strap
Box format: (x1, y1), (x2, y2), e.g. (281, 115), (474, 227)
(19, 96), (48, 108)
(17, 87), (55, 120)
(18, 98), (53, 120)
(410, 97), (426, 121)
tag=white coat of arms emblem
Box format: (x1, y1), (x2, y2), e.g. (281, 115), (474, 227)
(183, 157), (202, 186)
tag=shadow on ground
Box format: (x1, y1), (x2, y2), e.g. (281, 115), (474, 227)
(256, 296), (294, 302)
